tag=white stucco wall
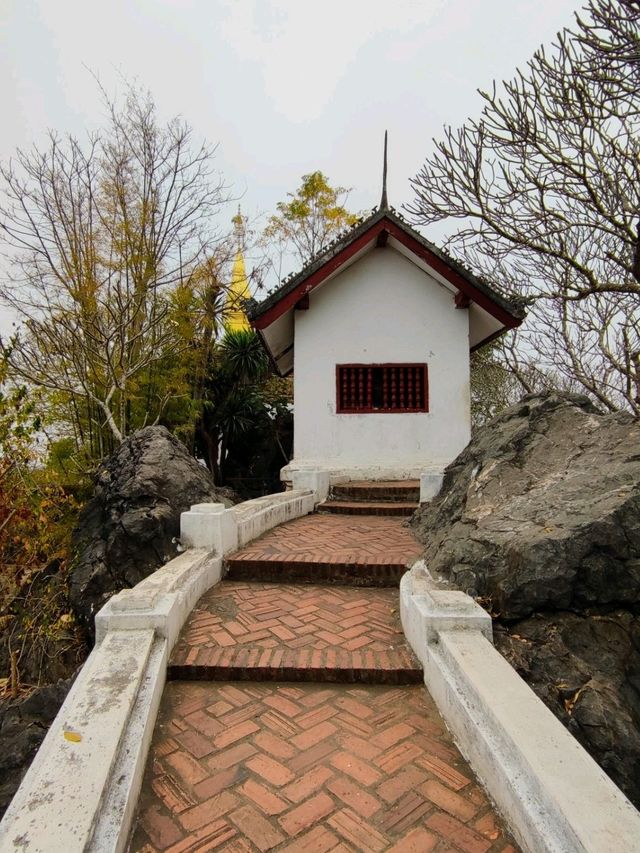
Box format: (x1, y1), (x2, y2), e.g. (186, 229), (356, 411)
(289, 246), (471, 480)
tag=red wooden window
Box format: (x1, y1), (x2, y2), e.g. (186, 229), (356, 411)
(336, 364), (429, 413)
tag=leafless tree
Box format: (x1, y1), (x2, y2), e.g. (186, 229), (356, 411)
(0, 85), (229, 450)
(408, 0), (640, 412)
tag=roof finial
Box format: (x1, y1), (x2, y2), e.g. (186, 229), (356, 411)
(232, 204), (245, 243)
(380, 130), (389, 210)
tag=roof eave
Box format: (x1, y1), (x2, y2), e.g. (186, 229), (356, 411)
(248, 208), (387, 323)
(249, 207), (524, 332)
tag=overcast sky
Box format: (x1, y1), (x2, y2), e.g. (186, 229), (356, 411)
(1, 0), (580, 308)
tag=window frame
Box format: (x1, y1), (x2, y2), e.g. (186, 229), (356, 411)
(335, 363), (429, 414)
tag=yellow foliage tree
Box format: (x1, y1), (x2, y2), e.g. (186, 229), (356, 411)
(263, 171), (359, 267)
(0, 85), (229, 458)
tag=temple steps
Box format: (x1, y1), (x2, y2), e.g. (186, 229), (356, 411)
(225, 557), (408, 587)
(317, 499), (417, 517)
(317, 479), (420, 516)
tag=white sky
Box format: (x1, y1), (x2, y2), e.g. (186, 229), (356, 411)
(0, 0), (579, 320)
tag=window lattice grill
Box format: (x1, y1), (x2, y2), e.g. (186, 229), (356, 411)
(336, 364), (428, 413)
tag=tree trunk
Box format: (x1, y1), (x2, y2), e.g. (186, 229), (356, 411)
(196, 423), (222, 485)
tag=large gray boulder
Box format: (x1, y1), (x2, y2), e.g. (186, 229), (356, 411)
(71, 426), (233, 630)
(495, 611), (640, 808)
(0, 673), (77, 819)
(411, 392), (640, 619)
(410, 392), (640, 806)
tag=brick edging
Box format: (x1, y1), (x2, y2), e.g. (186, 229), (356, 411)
(225, 561), (409, 586)
(168, 664), (423, 685)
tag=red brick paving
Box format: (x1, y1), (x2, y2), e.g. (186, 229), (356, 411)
(228, 514), (421, 565)
(225, 514), (422, 586)
(132, 493), (518, 851)
(130, 682), (518, 852)
(169, 583), (421, 685)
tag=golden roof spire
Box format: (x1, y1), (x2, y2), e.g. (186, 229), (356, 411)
(232, 204), (245, 241)
(225, 206), (251, 332)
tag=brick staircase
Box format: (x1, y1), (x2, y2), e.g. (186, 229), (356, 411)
(169, 582), (423, 686)
(133, 510), (519, 852)
(171, 513), (423, 684)
(318, 480), (420, 517)
(224, 514), (422, 587)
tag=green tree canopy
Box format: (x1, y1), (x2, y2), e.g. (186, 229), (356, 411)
(196, 328), (291, 489)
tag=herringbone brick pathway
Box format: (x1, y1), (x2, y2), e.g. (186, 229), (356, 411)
(169, 583), (422, 684)
(132, 496), (519, 851)
(131, 682), (517, 853)
(226, 515), (422, 586)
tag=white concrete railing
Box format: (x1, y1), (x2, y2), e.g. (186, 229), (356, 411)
(181, 487), (317, 553)
(0, 486), (318, 853)
(419, 471), (443, 502)
(281, 464), (444, 505)
(400, 563), (640, 853)
(8, 474), (637, 853)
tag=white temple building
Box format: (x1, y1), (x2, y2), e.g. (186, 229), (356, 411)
(249, 155), (523, 495)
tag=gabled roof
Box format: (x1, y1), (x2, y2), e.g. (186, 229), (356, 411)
(248, 206), (525, 376)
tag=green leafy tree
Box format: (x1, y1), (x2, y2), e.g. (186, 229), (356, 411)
(197, 329), (268, 484)
(143, 257), (227, 451)
(195, 329), (292, 490)
(263, 171), (359, 268)
(221, 371), (293, 496)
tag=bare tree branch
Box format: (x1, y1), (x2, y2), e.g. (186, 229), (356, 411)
(0, 84), (230, 448)
(408, 0), (640, 411)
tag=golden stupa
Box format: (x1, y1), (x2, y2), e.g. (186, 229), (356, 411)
(225, 207), (251, 332)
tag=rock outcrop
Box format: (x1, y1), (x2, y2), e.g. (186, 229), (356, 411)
(0, 673), (77, 818)
(410, 392), (640, 806)
(71, 426), (233, 630)
(495, 611), (640, 808)
(411, 392), (640, 618)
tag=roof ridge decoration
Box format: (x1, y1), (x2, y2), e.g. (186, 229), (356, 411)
(249, 205), (523, 325)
